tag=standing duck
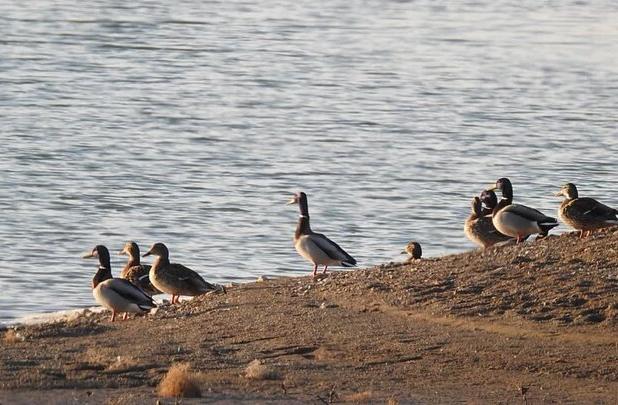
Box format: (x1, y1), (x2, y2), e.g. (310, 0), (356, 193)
(119, 241), (161, 296)
(555, 183), (618, 237)
(83, 245), (156, 322)
(464, 196), (512, 248)
(288, 192), (357, 276)
(401, 241), (422, 261)
(143, 242), (220, 304)
(489, 178), (558, 243)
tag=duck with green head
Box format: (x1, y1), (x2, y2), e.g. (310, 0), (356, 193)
(488, 178), (558, 243)
(83, 245), (156, 322)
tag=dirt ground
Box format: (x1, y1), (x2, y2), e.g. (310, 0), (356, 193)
(1, 229), (617, 404)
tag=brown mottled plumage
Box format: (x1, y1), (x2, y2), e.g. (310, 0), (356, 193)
(143, 243), (221, 304)
(401, 241), (422, 260)
(556, 183), (618, 238)
(464, 196), (512, 248)
(119, 241), (161, 296)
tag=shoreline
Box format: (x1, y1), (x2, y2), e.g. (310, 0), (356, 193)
(2, 228), (617, 403)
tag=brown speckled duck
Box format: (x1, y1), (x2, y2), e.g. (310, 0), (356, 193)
(119, 241), (161, 296)
(83, 245), (156, 322)
(143, 242), (220, 304)
(555, 183), (618, 237)
(401, 241), (422, 261)
(464, 195), (512, 248)
(288, 192), (357, 276)
(489, 178), (558, 243)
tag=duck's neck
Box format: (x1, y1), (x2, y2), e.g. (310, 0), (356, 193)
(480, 207), (494, 216)
(295, 195), (311, 239)
(92, 265), (112, 289)
(151, 254), (170, 272)
(500, 183), (513, 205)
(493, 198), (511, 215)
(126, 254), (140, 268)
(295, 216), (312, 239)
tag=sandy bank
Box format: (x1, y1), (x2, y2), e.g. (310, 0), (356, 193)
(1, 229), (617, 403)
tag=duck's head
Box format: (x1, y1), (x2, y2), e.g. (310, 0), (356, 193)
(119, 241), (140, 258)
(82, 245), (111, 267)
(143, 242), (169, 258)
(287, 191), (307, 205)
(480, 189), (498, 209)
(470, 196), (483, 216)
(288, 191), (309, 216)
(401, 241), (422, 259)
(488, 177), (513, 200)
(555, 183), (578, 199)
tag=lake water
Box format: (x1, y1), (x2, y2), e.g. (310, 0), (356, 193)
(1, 0), (617, 324)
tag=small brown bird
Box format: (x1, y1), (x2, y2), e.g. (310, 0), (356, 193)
(401, 241), (422, 261)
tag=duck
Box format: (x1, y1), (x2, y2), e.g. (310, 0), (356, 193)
(555, 182), (618, 237)
(464, 196), (512, 248)
(288, 192), (357, 276)
(143, 242), (221, 304)
(401, 241), (422, 261)
(82, 245), (156, 322)
(489, 177), (558, 243)
(118, 241), (161, 296)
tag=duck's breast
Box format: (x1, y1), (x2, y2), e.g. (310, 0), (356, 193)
(294, 235), (341, 266)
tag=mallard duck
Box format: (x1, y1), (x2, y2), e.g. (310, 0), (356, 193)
(489, 177), (558, 243)
(401, 241), (422, 261)
(288, 192), (356, 276)
(555, 183), (618, 237)
(143, 242), (220, 304)
(119, 241), (161, 296)
(464, 196), (512, 248)
(83, 245), (156, 322)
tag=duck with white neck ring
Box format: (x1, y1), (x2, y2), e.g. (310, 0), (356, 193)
(83, 245), (156, 322)
(488, 178), (558, 243)
(143, 242), (223, 304)
(288, 191), (357, 277)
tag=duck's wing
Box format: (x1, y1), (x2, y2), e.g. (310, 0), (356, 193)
(503, 204), (557, 224)
(309, 233), (356, 266)
(568, 198), (618, 221)
(170, 264), (217, 293)
(108, 279), (156, 310)
(123, 265), (160, 296)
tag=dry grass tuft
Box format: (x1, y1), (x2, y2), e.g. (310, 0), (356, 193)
(3, 329), (25, 344)
(342, 390), (374, 403)
(157, 363), (202, 398)
(244, 359), (281, 380)
(386, 398), (399, 405)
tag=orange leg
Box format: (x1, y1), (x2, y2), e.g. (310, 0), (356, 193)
(171, 294), (177, 304)
(122, 313), (128, 321)
(110, 311), (116, 322)
(579, 230), (585, 238)
(322, 266), (328, 274)
(312, 265), (318, 277)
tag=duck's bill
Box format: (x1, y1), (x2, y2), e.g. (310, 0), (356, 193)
(486, 185), (498, 191)
(142, 251), (151, 257)
(118, 249), (127, 256)
(554, 191), (563, 197)
(286, 197), (298, 205)
(82, 252), (96, 259)
(400, 250), (407, 254)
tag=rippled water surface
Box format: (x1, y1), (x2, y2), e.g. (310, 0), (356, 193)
(1, 0), (617, 323)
